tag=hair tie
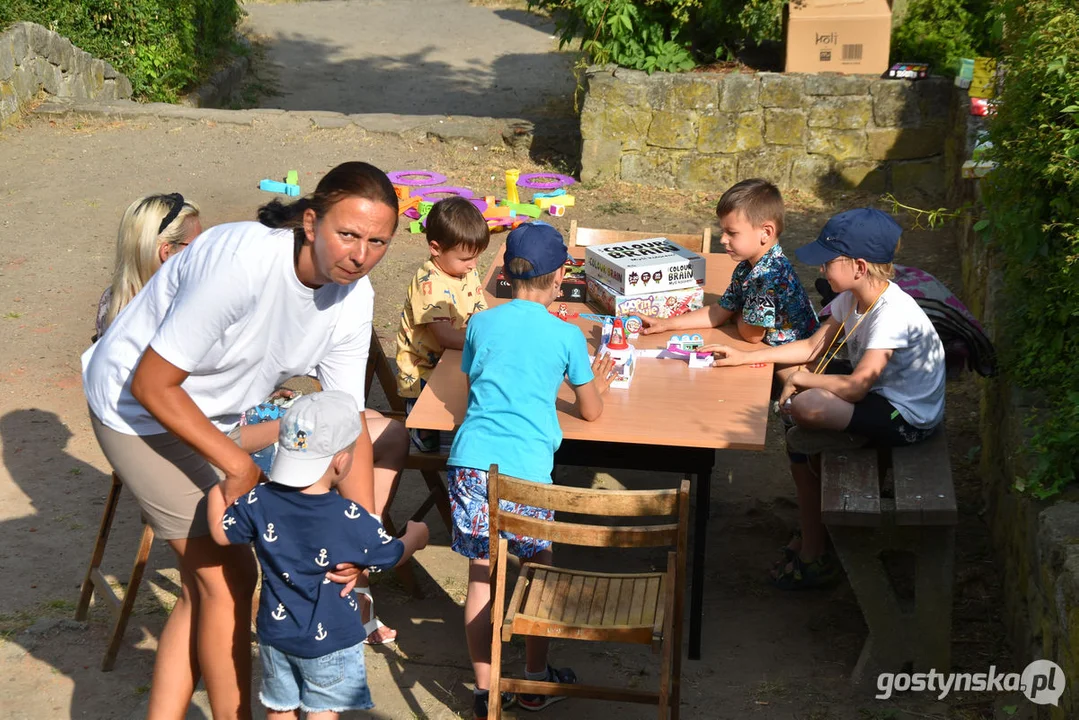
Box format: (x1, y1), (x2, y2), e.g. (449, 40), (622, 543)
(157, 193), (186, 235)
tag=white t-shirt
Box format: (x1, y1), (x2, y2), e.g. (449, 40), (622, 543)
(828, 282), (945, 428)
(82, 222), (373, 435)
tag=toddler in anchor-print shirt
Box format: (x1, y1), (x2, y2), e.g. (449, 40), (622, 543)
(208, 391), (429, 719)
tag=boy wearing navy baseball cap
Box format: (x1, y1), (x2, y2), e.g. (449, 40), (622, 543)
(704, 208), (945, 590)
(446, 222), (614, 719)
(207, 391), (429, 719)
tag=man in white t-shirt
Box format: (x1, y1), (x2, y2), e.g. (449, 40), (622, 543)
(705, 207), (946, 590)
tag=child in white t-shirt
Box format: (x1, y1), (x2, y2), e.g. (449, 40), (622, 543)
(704, 208), (946, 589)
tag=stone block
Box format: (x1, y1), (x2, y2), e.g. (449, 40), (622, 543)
(29, 23), (50, 55)
(116, 74), (133, 99)
(698, 112), (763, 154)
(0, 81), (18, 121)
(621, 149), (679, 187)
(663, 75), (718, 111)
(917, 78), (955, 127)
(586, 68), (649, 109)
(807, 96), (873, 129)
(35, 57), (60, 95)
(764, 108), (806, 146)
(99, 79), (117, 101)
(0, 36), (15, 81)
(892, 157), (946, 197)
(48, 33), (74, 72)
(804, 73), (870, 96)
(11, 64), (37, 103)
(676, 154), (738, 191)
(647, 109), (697, 150)
(89, 59), (105, 96)
(102, 61), (119, 80)
(866, 127), (945, 161)
(836, 162), (886, 193)
(871, 79), (921, 127)
(807, 128), (867, 161)
(719, 72), (759, 112)
(73, 49), (92, 79)
(599, 103), (651, 151)
(759, 73), (804, 108)
(8, 23), (29, 64)
(790, 154), (835, 192)
(737, 147), (797, 186)
(579, 99), (605, 140)
(580, 138), (623, 184)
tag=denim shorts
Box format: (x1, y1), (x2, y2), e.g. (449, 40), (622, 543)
(448, 466), (553, 561)
(258, 641), (373, 714)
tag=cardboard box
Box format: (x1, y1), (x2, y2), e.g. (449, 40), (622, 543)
(587, 275), (704, 319)
(493, 259), (587, 301)
(785, 0), (892, 75)
(583, 238), (705, 296)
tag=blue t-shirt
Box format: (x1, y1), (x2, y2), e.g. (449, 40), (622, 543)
(718, 244), (819, 345)
(448, 299), (594, 483)
(222, 483), (404, 658)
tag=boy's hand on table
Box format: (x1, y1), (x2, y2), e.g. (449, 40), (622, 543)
(639, 316), (668, 335)
(591, 353), (616, 394)
(701, 344), (746, 368)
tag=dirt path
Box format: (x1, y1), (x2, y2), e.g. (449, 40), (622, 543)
(0, 113), (1009, 719)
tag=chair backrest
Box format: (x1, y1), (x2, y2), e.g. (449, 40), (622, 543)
(487, 464), (691, 550)
(568, 220), (712, 254)
(364, 332), (407, 413)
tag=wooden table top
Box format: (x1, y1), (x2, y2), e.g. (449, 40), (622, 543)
(405, 245), (773, 451)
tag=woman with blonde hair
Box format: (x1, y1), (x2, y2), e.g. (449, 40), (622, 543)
(95, 193), (202, 339)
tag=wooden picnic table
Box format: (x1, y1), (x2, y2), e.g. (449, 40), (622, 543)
(405, 244), (773, 659)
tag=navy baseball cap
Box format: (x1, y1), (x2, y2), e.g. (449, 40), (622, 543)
(503, 222), (573, 279)
(795, 208), (903, 265)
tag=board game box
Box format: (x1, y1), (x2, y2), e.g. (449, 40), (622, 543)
(584, 238), (705, 296)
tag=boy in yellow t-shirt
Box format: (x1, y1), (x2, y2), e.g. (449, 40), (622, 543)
(396, 197), (490, 451)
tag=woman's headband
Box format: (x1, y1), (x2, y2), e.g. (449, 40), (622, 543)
(156, 193), (186, 235)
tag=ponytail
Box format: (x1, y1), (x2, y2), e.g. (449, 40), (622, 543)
(257, 161), (398, 233)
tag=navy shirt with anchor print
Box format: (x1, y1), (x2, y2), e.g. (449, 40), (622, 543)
(223, 482), (404, 658)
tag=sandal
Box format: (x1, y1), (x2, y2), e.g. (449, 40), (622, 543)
(770, 553), (840, 591)
(355, 585), (397, 645)
(772, 529), (802, 571)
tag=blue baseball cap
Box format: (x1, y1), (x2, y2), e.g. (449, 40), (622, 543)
(795, 208), (903, 265)
(503, 222), (573, 279)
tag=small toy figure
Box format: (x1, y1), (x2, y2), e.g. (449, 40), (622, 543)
(556, 303), (569, 320)
(608, 317), (629, 350)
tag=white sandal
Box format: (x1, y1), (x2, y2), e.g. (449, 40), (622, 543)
(355, 585), (396, 646)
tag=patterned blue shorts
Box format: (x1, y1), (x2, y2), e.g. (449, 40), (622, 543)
(448, 466), (553, 560)
(258, 640), (373, 714)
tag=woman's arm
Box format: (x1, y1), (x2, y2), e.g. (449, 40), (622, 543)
(131, 347), (262, 505)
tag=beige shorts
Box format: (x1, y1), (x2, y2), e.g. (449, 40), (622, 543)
(90, 413), (234, 541)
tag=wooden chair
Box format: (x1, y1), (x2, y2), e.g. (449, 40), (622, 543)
(487, 467), (690, 719)
(568, 220), (712, 253)
(75, 472), (155, 672)
(363, 332), (453, 538)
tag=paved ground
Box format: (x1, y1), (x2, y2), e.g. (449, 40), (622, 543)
(243, 0), (577, 121)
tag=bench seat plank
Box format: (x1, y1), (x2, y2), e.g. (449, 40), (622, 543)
(892, 432), (958, 525)
(821, 447), (881, 526)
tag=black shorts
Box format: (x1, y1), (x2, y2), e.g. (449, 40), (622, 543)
(845, 392), (939, 447)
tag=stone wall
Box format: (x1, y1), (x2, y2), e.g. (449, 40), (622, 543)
(0, 22), (132, 127)
(580, 65), (963, 199)
(957, 184), (1079, 719)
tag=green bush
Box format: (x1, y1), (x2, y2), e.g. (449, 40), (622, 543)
(979, 0), (1079, 497)
(0, 0), (243, 102)
(891, 0), (999, 76)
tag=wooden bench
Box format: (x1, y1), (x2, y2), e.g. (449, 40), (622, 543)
(820, 430), (957, 688)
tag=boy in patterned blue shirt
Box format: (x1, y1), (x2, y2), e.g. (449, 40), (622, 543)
(208, 391), (429, 719)
(642, 178), (818, 386)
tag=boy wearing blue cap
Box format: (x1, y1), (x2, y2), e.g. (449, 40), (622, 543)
(207, 391), (430, 719)
(705, 208), (945, 589)
(447, 222), (615, 719)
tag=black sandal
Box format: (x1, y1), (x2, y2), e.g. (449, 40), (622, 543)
(772, 529), (802, 570)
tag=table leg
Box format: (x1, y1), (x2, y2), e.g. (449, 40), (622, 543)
(688, 462), (712, 661)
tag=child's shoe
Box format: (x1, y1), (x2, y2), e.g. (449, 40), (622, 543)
(473, 690), (516, 720)
(408, 427), (441, 453)
(518, 665), (577, 711)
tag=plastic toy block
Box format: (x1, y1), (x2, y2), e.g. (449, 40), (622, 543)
(548, 204), (565, 217)
(503, 202), (542, 218)
(535, 195), (574, 210)
(259, 179), (300, 196)
(505, 169), (521, 204)
(393, 184), (411, 200)
(398, 196), (421, 216)
(418, 201), (435, 216)
(533, 188), (567, 200)
(409, 220), (423, 234)
(483, 206), (508, 219)
(286, 170), (299, 186)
